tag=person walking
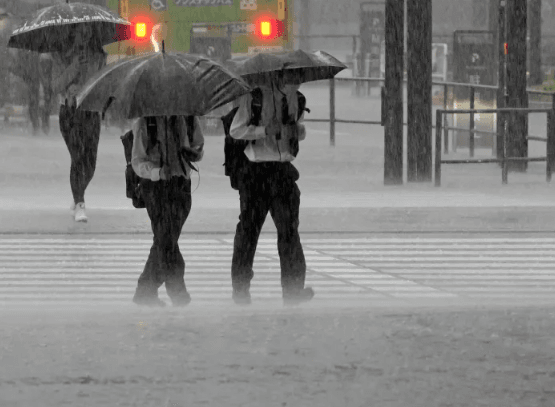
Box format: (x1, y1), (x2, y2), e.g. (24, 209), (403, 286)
(50, 26), (107, 222)
(225, 73), (314, 306)
(131, 115), (204, 307)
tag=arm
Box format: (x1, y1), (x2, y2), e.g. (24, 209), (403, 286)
(296, 109), (306, 141)
(229, 94), (267, 141)
(50, 54), (81, 96)
(189, 116), (205, 161)
(131, 118), (161, 181)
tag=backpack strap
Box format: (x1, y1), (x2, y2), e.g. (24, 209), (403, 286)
(145, 116), (162, 168)
(171, 115), (198, 175)
(249, 88), (263, 126)
(185, 115), (195, 145)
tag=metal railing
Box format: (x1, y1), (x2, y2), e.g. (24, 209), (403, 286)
(434, 107), (555, 187)
(203, 76), (555, 153)
(303, 77), (555, 151)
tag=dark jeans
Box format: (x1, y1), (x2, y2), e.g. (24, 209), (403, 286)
(59, 104), (100, 204)
(231, 163), (306, 294)
(136, 177), (192, 300)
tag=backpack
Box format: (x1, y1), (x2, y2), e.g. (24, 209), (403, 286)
(121, 116), (196, 208)
(221, 89), (309, 190)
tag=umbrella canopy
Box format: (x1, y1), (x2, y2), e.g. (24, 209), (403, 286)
(76, 48), (252, 119)
(226, 50), (347, 86)
(7, 1), (130, 53)
(224, 52), (285, 86)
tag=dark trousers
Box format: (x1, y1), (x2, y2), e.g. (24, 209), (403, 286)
(59, 104), (100, 204)
(136, 177), (192, 300)
(231, 164), (306, 294)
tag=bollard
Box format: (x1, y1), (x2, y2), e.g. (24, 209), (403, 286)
(502, 111), (508, 184)
(381, 86), (387, 126)
(548, 110), (555, 182)
(435, 111), (442, 187)
(443, 84), (449, 153)
(329, 78), (336, 147)
(469, 87), (475, 158)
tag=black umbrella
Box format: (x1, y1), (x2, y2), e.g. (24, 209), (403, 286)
(76, 43), (252, 119)
(226, 50), (347, 86)
(276, 49), (348, 84)
(224, 52), (286, 86)
(7, 0), (130, 53)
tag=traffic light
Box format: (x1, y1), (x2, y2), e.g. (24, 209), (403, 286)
(255, 18), (285, 40)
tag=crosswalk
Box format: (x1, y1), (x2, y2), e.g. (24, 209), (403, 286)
(1, 236), (555, 305)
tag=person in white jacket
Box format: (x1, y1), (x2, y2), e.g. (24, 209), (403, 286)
(131, 115), (204, 307)
(227, 74), (314, 306)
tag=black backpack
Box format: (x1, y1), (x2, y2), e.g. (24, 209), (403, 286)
(121, 116), (196, 208)
(221, 89), (309, 190)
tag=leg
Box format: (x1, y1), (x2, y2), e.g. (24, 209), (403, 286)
(27, 81), (40, 135)
(269, 179), (313, 304)
(38, 54), (53, 135)
(133, 180), (167, 306)
(60, 108), (100, 212)
(163, 177), (193, 306)
(71, 110), (100, 204)
(231, 175), (270, 297)
(40, 83), (52, 135)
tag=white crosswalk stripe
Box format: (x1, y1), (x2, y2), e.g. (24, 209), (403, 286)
(0, 236), (555, 305)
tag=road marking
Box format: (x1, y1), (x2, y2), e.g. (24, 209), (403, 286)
(1, 237), (554, 304)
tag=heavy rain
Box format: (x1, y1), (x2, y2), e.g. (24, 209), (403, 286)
(1, 0), (555, 406)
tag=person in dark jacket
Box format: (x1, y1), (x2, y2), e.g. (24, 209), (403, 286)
(226, 74), (314, 306)
(131, 115), (204, 307)
(49, 26), (107, 222)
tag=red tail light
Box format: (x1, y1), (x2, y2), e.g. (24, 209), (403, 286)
(255, 19), (284, 40)
(136, 22), (147, 38)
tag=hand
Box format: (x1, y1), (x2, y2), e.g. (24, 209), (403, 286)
(265, 120), (281, 137)
(181, 145), (203, 163)
(159, 166), (171, 180)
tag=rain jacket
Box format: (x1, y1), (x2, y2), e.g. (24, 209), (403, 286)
(131, 116), (204, 181)
(229, 83), (306, 162)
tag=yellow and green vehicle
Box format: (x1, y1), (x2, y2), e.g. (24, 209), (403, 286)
(104, 0), (295, 63)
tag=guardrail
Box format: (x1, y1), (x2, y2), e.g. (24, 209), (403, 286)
(434, 107), (555, 187)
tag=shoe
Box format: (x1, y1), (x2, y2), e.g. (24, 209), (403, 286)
(171, 291), (191, 307)
(73, 202), (88, 223)
(283, 287), (315, 306)
(132, 294), (166, 308)
(232, 287), (252, 306)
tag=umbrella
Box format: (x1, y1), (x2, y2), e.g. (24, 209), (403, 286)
(224, 52), (286, 86)
(226, 50), (347, 86)
(276, 49), (348, 84)
(7, 0), (130, 53)
(76, 43), (252, 119)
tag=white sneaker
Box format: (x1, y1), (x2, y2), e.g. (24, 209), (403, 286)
(73, 202), (88, 223)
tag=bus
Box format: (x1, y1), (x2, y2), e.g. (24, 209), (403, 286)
(104, 0), (295, 63)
